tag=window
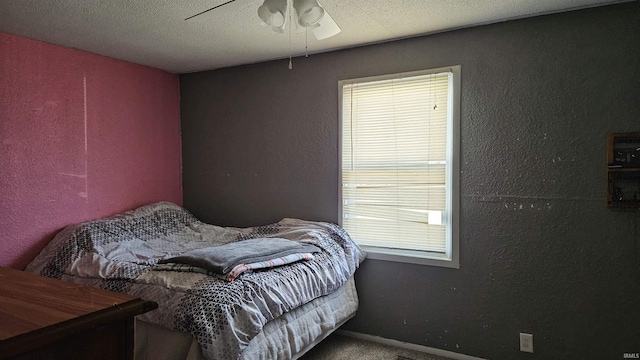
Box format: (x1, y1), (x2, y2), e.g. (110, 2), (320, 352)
(339, 66), (460, 268)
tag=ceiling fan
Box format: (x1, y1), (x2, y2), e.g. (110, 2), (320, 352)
(186, 0), (341, 40)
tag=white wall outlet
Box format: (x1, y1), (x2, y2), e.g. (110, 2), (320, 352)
(520, 333), (533, 353)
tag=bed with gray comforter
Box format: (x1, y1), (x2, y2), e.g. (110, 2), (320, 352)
(26, 202), (365, 360)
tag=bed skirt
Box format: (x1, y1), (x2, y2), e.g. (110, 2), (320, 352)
(134, 276), (358, 360)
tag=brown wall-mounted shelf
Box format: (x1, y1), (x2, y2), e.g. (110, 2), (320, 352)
(607, 132), (640, 210)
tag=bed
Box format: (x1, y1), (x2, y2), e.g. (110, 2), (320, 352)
(25, 202), (366, 360)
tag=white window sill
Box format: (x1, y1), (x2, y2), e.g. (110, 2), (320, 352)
(361, 245), (459, 269)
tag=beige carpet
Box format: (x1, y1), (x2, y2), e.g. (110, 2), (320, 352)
(300, 333), (455, 360)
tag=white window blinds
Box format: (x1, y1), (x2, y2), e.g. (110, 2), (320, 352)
(341, 70), (453, 254)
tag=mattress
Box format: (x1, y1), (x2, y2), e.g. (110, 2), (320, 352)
(134, 276), (358, 360)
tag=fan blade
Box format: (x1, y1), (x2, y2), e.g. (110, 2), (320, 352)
(186, 0), (253, 22)
(311, 11), (340, 40)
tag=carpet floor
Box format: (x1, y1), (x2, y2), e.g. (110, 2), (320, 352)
(300, 333), (455, 360)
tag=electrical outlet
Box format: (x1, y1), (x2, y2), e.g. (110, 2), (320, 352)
(520, 333), (533, 353)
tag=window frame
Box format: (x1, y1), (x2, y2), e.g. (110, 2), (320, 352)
(338, 65), (461, 269)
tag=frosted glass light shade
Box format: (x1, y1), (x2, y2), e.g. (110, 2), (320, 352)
(293, 0), (325, 27)
(258, 0), (288, 27)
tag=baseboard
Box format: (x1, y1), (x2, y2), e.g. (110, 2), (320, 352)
(336, 330), (486, 360)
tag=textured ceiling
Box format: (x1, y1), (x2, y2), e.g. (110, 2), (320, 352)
(0, 0), (629, 74)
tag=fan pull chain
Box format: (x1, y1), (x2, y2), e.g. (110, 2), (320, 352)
(288, 4), (292, 70)
(305, 29), (308, 57)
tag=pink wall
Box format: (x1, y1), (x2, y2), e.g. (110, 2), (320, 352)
(0, 32), (183, 270)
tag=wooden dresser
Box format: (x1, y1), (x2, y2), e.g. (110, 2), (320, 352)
(0, 266), (157, 360)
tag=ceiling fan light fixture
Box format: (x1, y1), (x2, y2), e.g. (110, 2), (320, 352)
(258, 0), (288, 27)
(293, 0), (325, 27)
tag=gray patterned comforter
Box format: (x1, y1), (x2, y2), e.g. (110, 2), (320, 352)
(25, 202), (366, 360)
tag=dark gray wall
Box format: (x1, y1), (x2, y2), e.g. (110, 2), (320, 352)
(180, 3), (640, 359)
